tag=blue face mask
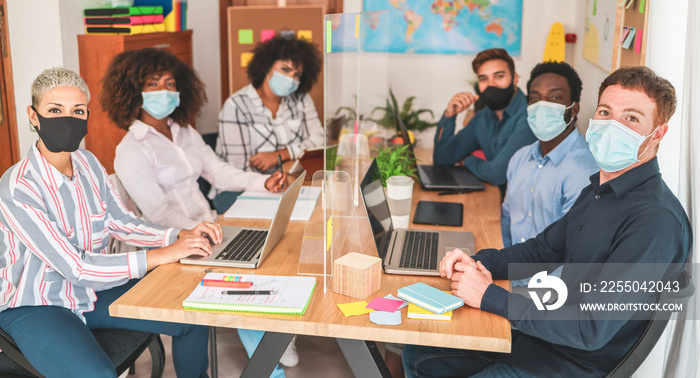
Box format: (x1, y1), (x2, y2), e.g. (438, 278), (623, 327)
(268, 70), (300, 97)
(585, 119), (658, 172)
(527, 101), (575, 142)
(142, 90), (180, 120)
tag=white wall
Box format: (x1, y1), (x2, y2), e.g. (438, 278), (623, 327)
(188, 0), (221, 135)
(6, 0), (65, 157)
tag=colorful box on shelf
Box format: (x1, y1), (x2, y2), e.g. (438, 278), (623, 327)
(134, 0), (187, 32)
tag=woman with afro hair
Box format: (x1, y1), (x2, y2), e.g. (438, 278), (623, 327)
(213, 35), (323, 212)
(102, 48), (292, 378)
(102, 48), (286, 230)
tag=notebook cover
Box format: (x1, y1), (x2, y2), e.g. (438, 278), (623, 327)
(183, 274), (317, 315)
(413, 201), (463, 227)
(407, 302), (452, 321)
(397, 282), (464, 314)
(85, 23), (166, 35)
(83, 6), (163, 17)
(84, 14), (164, 26)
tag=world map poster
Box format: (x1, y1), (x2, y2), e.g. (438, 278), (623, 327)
(362, 0), (522, 55)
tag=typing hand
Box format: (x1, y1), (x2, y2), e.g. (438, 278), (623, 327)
(147, 235), (212, 270)
(444, 92), (479, 118)
(450, 261), (493, 309)
(439, 248), (476, 279)
(179, 221), (223, 245)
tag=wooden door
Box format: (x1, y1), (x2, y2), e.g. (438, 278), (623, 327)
(0, 0), (19, 174)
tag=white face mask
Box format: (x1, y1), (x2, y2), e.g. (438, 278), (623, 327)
(526, 101), (575, 142)
(586, 119), (658, 172)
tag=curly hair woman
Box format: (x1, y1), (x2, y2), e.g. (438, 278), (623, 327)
(213, 36), (323, 212)
(101, 48), (291, 377)
(101, 48), (286, 230)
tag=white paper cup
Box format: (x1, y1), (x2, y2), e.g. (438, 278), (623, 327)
(386, 176), (414, 229)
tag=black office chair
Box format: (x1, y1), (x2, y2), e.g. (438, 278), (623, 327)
(0, 327), (165, 377)
(606, 271), (695, 378)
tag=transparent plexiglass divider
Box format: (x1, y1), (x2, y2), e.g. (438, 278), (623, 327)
(297, 12), (390, 292)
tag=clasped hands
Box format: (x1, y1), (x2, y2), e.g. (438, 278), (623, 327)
(440, 249), (493, 309)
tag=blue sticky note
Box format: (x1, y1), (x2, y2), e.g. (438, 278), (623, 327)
(369, 309), (401, 325)
(622, 27), (636, 49)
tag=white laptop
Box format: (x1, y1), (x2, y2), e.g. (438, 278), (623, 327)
(179, 171), (306, 268)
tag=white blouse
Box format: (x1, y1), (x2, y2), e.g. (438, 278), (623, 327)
(114, 119), (269, 229)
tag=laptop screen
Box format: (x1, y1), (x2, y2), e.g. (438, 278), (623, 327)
(360, 159), (394, 261)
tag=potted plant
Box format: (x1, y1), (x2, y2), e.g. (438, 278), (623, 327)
(374, 144), (418, 187)
(369, 89), (437, 137)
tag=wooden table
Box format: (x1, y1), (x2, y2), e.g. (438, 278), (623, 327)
(109, 149), (510, 377)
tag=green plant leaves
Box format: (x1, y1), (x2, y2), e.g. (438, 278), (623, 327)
(374, 144), (418, 187)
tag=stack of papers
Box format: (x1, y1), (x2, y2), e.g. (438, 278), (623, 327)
(224, 186), (321, 221)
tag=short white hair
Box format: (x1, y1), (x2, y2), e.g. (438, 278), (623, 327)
(31, 67), (90, 105)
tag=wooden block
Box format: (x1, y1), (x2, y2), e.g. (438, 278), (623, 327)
(332, 252), (382, 299)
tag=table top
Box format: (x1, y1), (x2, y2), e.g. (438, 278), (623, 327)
(109, 149), (511, 353)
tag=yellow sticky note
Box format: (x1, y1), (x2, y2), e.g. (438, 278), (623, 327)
(326, 216), (333, 251)
(240, 52), (254, 67)
(337, 301), (374, 317)
(355, 14), (359, 38)
(297, 30), (312, 42)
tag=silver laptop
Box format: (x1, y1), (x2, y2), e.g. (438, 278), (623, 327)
(180, 171), (306, 268)
(360, 160), (474, 276)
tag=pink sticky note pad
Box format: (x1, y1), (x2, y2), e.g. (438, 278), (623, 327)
(261, 29), (275, 42)
(634, 29), (643, 54)
(366, 297), (404, 312)
(620, 27), (630, 44)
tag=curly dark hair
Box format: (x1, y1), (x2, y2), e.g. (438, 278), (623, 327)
(246, 36), (321, 95)
(526, 61), (583, 103)
(100, 48), (206, 130)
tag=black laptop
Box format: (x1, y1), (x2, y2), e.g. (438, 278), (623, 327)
(393, 111), (484, 191)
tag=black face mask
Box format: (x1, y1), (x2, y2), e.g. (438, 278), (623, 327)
(480, 83), (515, 111)
(31, 106), (88, 153)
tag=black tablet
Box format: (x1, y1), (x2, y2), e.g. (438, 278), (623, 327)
(413, 201), (463, 227)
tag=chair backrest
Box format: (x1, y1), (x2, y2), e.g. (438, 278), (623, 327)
(606, 271), (695, 378)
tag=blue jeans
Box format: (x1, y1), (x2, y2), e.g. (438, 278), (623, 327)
(402, 344), (535, 378)
(0, 279), (209, 378)
(213, 191), (243, 214)
(237, 329), (286, 378)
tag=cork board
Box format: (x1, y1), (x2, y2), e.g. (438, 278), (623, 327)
(612, 0), (650, 70)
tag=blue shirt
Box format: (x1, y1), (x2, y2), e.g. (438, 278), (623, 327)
(501, 128), (598, 247)
(433, 89), (536, 187)
(473, 158), (692, 376)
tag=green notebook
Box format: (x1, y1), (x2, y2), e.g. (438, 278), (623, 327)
(183, 273), (316, 315)
(83, 6), (163, 17)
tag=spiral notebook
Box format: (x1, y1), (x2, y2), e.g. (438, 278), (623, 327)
(183, 273), (316, 315)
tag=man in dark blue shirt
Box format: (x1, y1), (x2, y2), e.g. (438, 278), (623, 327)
(404, 66), (692, 377)
(433, 48), (536, 190)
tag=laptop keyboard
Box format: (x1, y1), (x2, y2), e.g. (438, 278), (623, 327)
(215, 229), (268, 261)
(421, 166), (457, 186)
(399, 230), (439, 270)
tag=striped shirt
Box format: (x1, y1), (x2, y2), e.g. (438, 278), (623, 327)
(0, 144), (178, 319)
(215, 84), (324, 172)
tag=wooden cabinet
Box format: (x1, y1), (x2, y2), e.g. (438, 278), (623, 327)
(77, 31), (193, 174)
